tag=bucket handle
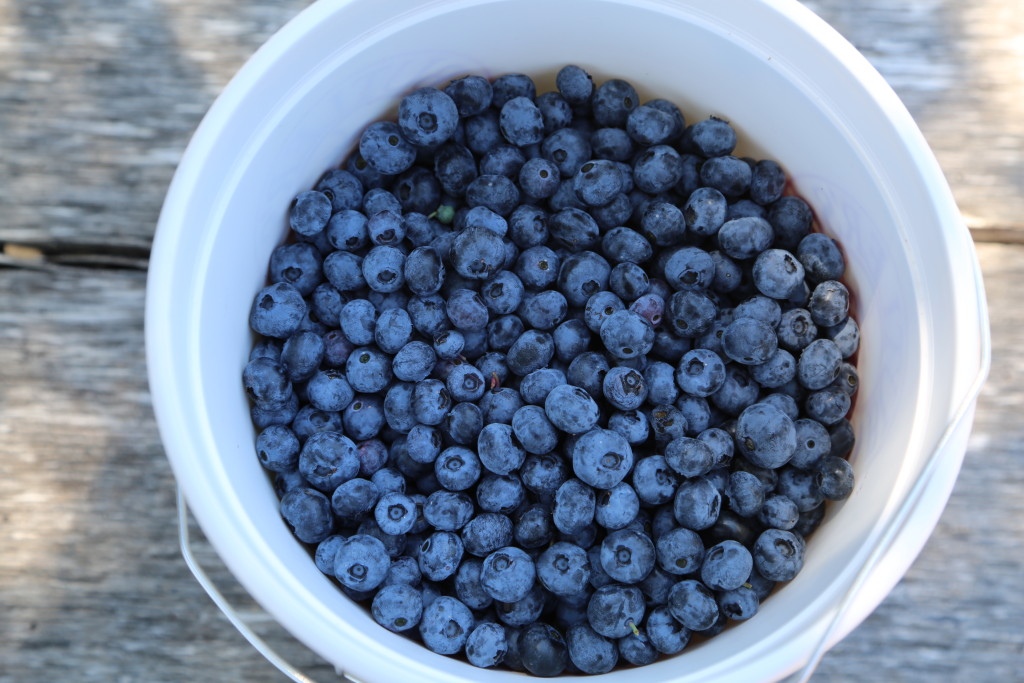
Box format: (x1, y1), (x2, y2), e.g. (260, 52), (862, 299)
(178, 488), (360, 683)
(789, 258), (991, 683)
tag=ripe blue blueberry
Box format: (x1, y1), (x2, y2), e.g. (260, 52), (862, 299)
(335, 534), (390, 592)
(587, 584), (646, 638)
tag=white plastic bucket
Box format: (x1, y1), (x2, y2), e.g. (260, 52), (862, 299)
(145, 0), (990, 681)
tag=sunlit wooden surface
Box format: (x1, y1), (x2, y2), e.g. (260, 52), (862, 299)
(0, 1), (1021, 681)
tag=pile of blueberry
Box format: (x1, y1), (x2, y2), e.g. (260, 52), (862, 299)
(242, 65), (859, 676)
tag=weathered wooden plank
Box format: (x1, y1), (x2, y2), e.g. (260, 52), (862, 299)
(805, 0), (1024, 231)
(0, 0), (311, 251)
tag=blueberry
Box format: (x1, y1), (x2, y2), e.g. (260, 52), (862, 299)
(316, 168), (363, 212)
(563, 624), (617, 674)
(359, 121), (416, 175)
(617, 631), (658, 666)
(608, 262), (650, 302)
(464, 109), (503, 157)
(434, 445), (481, 492)
(665, 436), (716, 478)
(536, 541), (591, 597)
(632, 145), (683, 194)
(445, 75), (492, 117)
(335, 533), (390, 591)
(628, 455), (677, 508)
(752, 529), (805, 581)
(288, 190), (332, 237)
(298, 431), (359, 492)
(306, 369), (355, 413)
(594, 482), (641, 531)
(568, 159), (622, 208)
(479, 386), (524, 424)
(423, 490), (475, 531)
(255, 424), (300, 473)
(553, 478), (596, 534)
(749, 159), (786, 205)
(637, 361), (674, 406)
(323, 252), (365, 296)
(808, 280), (850, 327)
(476, 422), (527, 477)
(673, 476), (721, 531)
(399, 87), (459, 147)
(649, 404), (688, 444)
(571, 427), (634, 491)
(345, 394), (387, 440)
(269, 241), (323, 297)
(726, 469), (766, 518)
(699, 539), (754, 591)
(775, 467), (825, 513)
(749, 348), (797, 389)
(373, 308), (413, 355)
(599, 529), (655, 584)
(372, 583), (423, 633)
(430, 330), (464, 361)
(518, 158), (561, 200)
(556, 65), (594, 106)
(666, 579), (718, 631)
(466, 174), (520, 218)
(815, 455), (855, 500)
(450, 226), (506, 280)
(777, 307), (818, 352)
(330, 477), (379, 520)
(520, 453), (568, 496)
(338, 299), (376, 346)
(645, 605), (690, 655)
(279, 487), (333, 543)
(249, 282), (307, 339)
(734, 295), (782, 327)
(796, 338), (842, 391)
(366, 209), (406, 247)
(510, 405), (559, 455)
(496, 96), (544, 147)
(515, 503), (555, 549)
(442, 401), (484, 446)
(599, 310), (655, 360)
(544, 384), (600, 435)
(375, 491), (418, 535)
(768, 196), (814, 251)
(587, 584), (646, 638)
(345, 346), (393, 393)
(598, 366), (645, 411)
(717, 216), (774, 260)
(682, 187), (727, 237)
(419, 595), (475, 655)
(535, 90), (573, 134)
(480, 546), (537, 603)
(804, 386), (852, 425)
(823, 316), (860, 359)
(412, 378), (451, 425)
(445, 363), (486, 402)
(418, 531), (465, 582)
(685, 116), (736, 157)
(477, 473), (527, 515)
(602, 226), (653, 264)
(243, 357), (293, 408)
(518, 622), (569, 677)
(465, 621), (508, 669)
(758, 493), (800, 530)
(722, 316), (778, 365)
(623, 103), (674, 145)
(753, 248), (805, 299)
(675, 348), (727, 397)
(591, 78), (638, 127)
(290, 404), (342, 442)
(666, 290), (717, 338)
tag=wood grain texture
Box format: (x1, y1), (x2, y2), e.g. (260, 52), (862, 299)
(0, 0), (1021, 681)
